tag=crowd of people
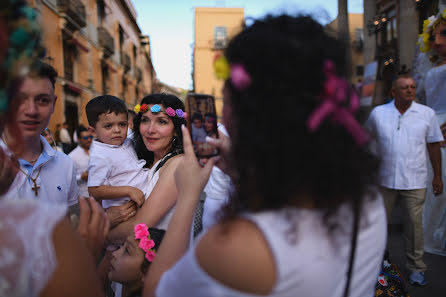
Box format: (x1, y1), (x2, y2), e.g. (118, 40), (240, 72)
(1, 0), (446, 296)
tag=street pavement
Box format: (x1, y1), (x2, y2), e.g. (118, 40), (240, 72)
(387, 223), (446, 297)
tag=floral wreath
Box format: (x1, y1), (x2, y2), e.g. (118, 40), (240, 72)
(418, 9), (446, 53)
(134, 223), (157, 262)
(134, 103), (186, 119)
(213, 53), (252, 90)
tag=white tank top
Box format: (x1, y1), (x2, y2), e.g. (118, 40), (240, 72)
(156, 195), (386, 297)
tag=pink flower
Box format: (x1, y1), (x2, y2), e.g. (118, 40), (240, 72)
(134, 223), (149, 240)
(165, 107), (176, 117)
(145, 250), (156, 262)
(139, 238), (155, 251)
(230, 64), (252, 90)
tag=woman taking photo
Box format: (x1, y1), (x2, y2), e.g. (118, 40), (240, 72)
(143, 14), (387, 297)
(106, 93), (186, 243)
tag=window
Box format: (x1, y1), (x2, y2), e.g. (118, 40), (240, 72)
(63, 37), (75, 81)
(383, 8), (396, 45)
(214, 26), (227, 49)
(356, 65), (364, 76)
(119, 25), (124, 64)
(133, 44), (137, 65)
(97, 0), (105, 25)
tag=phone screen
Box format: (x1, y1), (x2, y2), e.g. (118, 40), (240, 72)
(185, 93), (219, 158)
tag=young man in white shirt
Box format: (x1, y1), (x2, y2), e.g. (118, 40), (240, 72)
(1, 62), (78, 207)
(365, 74), (443, 286)
(69, 125), (92, 198)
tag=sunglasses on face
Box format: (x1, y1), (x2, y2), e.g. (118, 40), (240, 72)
(82, 135), (93, 140)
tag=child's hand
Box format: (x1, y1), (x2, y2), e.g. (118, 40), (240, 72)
(127, 187), (145, 206)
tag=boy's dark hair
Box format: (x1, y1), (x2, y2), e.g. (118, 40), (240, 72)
(36, 61), (58, 89)
(85, 95), (127, 127)
(76, 125), (88, 138)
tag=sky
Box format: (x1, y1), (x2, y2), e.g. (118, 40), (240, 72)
(132, 0), (363, 90)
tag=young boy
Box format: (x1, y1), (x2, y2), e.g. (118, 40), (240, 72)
(86, 95), (149, 209)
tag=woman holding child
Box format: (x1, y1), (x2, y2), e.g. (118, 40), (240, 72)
(106, 93), (186, 243)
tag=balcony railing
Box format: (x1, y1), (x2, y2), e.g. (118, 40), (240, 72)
(98, 27), (115, 57)
(122, 53), (131, 72)
(57, 0), (86, 29)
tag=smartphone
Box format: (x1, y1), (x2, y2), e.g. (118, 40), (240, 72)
(185, 93), (219, 158)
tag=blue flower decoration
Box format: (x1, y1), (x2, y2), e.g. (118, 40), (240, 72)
(151, 104), (161, 113)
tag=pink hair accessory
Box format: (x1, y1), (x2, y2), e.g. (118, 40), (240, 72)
(306, 60), (369, 146)
(165, 107), (176, 117)
(230, 63), (252, 90)
(134, 223), (149, 239)
(134, 223), (157, 262)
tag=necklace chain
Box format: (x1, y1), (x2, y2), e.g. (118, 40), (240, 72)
(18, 166), (43, 196)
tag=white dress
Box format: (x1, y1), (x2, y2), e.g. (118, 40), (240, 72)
(156, 195), (387, 297)
(0, 199), (66, 297)
(423, 63), (446, 256)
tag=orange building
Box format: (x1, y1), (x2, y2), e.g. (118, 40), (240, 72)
(326, 13), (365, 84)
(27, 0), (157, 136)
(193, 7), (244, 117)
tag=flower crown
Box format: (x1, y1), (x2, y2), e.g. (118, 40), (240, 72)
(213, 53), (252, 90)
(418, 9), (446, 53)
(134, 223), (157, 262)
(134, 103), (186, 119)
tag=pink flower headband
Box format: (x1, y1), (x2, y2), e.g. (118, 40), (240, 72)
(134, 103), (186, 119)
(306, 60), (369, 146)
(134, 223), (156, 262)
(213, 53), (252, 90)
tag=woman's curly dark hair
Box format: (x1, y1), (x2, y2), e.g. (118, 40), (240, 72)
(222, 15), (379, 229)
(133, 93), (186, 167)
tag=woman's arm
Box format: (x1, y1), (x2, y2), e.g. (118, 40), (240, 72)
(143, 126), (216, 296)
(107, 154), (184, 244)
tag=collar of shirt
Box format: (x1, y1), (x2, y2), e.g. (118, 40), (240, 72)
(18, 136), (55, 175)
(391, 99), (421, 116)
(91, 137), (131, 149)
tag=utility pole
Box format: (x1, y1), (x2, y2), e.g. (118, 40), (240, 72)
(338, 0), (352, 81)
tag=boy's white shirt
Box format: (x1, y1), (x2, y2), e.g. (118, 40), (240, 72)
(87, 138), (150, 208)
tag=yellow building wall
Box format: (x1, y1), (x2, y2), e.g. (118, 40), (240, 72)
(327, 13), (364, 83)
(28, 0), (156, 134)
(194, 7), (244, 117)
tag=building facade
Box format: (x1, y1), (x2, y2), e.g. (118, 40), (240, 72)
(28, 0), (157, 135)
(326, 13), (365, 84)
(193, 7), (244, 117)
(363, 0), (446, 105)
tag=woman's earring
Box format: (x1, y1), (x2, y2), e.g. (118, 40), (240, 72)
(172, 137), (177, 146)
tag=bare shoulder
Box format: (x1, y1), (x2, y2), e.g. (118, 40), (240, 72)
(159, 154), (184, 175)
(195, 218), (276, 295)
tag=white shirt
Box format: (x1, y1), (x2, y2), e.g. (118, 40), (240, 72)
(157, 195), (386, 297)
(88, 138), (150, 208)
(68, 145), (90, 198)
(1, 136), (78, 206)
(204, 124), (231, 200)
(425, 63), (446, 114)
(59, 128), (71, 144)
(365, 100), (443, 189)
